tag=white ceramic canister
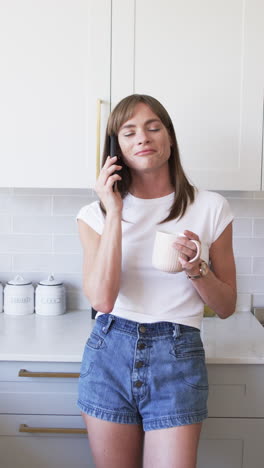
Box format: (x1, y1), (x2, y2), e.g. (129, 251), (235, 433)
(35, 274), (66, 316)
(4, 275), (34, 315)
(0, 282), (3, 312)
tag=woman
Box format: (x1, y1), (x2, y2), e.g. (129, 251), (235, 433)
(76, 94), (237, 468)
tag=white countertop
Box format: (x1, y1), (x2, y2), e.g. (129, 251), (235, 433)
(0, 310), (263, 364)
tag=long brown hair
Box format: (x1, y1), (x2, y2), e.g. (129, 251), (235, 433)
(101, 94), (195, 222)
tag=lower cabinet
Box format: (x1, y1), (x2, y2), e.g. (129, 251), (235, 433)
(1, 361), (263, 468)
(199, 418), (264, 468)
(0, 361), (95, 468)
(0, 415), (94, 468)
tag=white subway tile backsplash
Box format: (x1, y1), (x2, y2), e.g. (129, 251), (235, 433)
(217, 191), (254, 199)
(235, 257), (252, 274)
(233, 219), (252, 237)
(235, 293), (252, 312)
(60, 273), (82, 290)
(11, 196), (52, 215)
(236, 276), (253, 293)
(0, 215), (12, 233)
(13, 253), (82, 273)
(251, 276), (264, 293)
(53, 235), (81, 253)
(0, 188), (13, 194)
(233, 238), (264, 257)
(253, 294), (264, 307)
(0, 196), (12, 213)
(227, 198), (264, 217)
(253, 219), (264, 237)
(13, 216), (77, 234)
(13, 188), (93, 196)
(53, 195), (96, 215)
(0, 189), (263, 310)
(253, 258), (264, 274)
(0, 255), (12, 272)
(67, 290), (90, 311)
(0, 235), (52, 253)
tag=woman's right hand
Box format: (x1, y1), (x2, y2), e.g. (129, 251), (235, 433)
(95, 156), (123, 215)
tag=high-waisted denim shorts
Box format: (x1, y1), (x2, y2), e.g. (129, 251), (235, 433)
(77, 314), (208, 431)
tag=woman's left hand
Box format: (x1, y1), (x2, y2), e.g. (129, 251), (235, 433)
(173, 230), (201, 274)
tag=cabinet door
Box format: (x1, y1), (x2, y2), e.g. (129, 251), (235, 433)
(112, 0), (264, 190)
(0, 414), (94, 468)
(199, 418), (264, 468)
(0, 0), (110, 188)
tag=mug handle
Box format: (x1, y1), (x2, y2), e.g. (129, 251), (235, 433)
(188, 240), (201, 263)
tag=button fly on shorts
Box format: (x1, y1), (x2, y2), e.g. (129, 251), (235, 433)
(135, 361), (144, 368)
(132, 325), (151, 399)
(137, 342), (146, 350)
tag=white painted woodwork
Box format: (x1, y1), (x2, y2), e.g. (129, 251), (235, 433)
(0, 415), (94, 468)
(0, 0), (110, 188)
(199, 418), (264, 468)
(112, 0), (264, 190)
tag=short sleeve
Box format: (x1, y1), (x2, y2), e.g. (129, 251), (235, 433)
(76, 201), (105, 235)
(212, 196), (234, 242)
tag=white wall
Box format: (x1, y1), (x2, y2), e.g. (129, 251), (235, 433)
(0, 188), (263, 312)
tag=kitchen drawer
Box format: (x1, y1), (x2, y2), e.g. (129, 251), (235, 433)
(0, 414), (86, 436)
(0, 361), (81, 382)
(0, 380), (79, 415)
(0, 414), (94, 468)
(207, 364), (264, 417)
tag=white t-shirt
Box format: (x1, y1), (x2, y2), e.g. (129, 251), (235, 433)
(76, 189), (233, 329)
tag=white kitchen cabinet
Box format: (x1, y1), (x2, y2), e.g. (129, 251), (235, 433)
(112, 0), (264, 190)
(0, 0), (110, 188)
(0, 361), (95, 468)
(1, 360), (264, 468)
(199, 418), (264, 468)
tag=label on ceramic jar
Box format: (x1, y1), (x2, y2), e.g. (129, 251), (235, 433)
(40, 297), (62, 304)
(9, 296), (32, 303)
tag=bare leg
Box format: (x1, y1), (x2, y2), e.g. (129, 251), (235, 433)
(82, 413), (144, 468)
(143, 422), (202, 468)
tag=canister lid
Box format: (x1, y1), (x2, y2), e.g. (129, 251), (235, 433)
(38, 274), (63, 286)
(7, 275), (32, 286)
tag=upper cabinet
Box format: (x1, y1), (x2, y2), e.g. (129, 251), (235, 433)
(0, 0), (263, 190)
(112, 0), (264, 190)
(0, 0), (111, 188)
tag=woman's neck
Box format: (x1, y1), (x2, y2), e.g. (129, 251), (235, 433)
(129, 171), (174, 199)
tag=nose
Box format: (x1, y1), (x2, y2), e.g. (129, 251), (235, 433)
(136, 129), (150, 145)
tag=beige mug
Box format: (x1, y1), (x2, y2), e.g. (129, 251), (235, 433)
(152, 231), (201, 273)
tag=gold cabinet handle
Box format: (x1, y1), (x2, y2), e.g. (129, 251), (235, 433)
(18, 369), (80, 378)
(96, 98), (102, 179)
(19, 424), (86, 435)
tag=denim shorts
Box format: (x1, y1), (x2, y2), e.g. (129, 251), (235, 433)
(77, 314), (208, 431)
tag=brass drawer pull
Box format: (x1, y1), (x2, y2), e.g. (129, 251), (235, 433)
(18, 369), (80, 378)
(19, 424), (86, 435)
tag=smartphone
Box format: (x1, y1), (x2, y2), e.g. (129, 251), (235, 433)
(109, 135), (124, 179)
(110, 134), (118, 158)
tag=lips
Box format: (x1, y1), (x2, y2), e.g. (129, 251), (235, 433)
(135, 149), (155, 156)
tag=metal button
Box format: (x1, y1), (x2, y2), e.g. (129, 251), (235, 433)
(135, 361), (144, 369)
(139, 326), (146, 333)
(137, 343), (146, 350)
(134, 380), (143, 388)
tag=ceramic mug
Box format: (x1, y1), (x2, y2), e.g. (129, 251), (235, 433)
(152, 231), (201, 273)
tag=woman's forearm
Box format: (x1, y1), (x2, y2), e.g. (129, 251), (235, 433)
(85, 212), (122, 313)
(189, 269), (237, 319)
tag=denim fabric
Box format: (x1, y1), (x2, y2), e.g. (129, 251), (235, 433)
(77, 314), (208, 431)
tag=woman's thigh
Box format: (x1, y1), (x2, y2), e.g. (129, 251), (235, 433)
(143, 422), (202, 468)
(82, 413), (144, 468)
